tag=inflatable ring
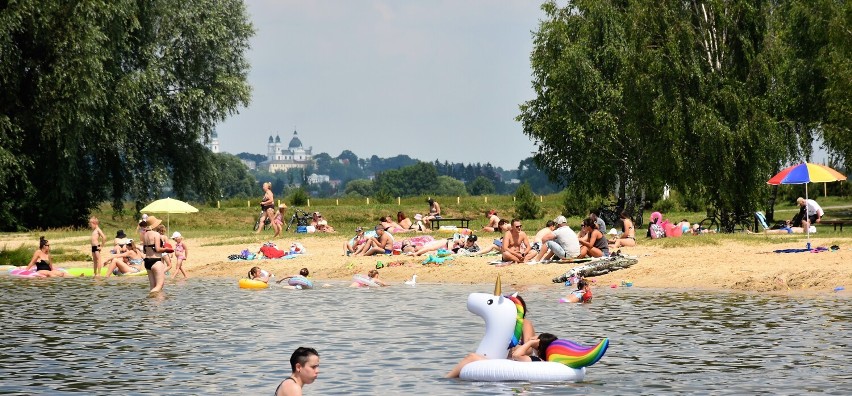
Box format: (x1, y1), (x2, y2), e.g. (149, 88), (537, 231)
(352, 274), (380, 288)
(287, 276), (313, 289)
(239, 278), (268, 289)
(9, 268), (45, 278)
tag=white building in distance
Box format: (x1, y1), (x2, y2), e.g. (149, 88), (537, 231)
(260, 130), (314, 173)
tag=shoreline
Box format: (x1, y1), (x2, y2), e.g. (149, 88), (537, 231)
(3, 233), (850, 295)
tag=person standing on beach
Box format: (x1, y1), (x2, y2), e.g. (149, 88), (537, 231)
(141, 216), (168, 293)
(501, 218), (533, 263)
(256, 182), (274, 234)
(89, 217), (106, 277)
(275, 347), (320, 396)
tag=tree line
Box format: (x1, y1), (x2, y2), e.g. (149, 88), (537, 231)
(519, 0), (850, 227)
(0, 0), (253, 230)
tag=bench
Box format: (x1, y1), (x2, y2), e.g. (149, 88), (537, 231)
(821, 220), (852, 232)
(430, 218), (472, 229)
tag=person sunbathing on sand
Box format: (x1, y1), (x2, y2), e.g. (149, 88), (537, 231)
(748, 220), (807, 235)
(481, 210), (501, 232)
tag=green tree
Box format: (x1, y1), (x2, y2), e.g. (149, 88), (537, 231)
(433, 176), (468, 197)
(212, 153), (256, 199)
(467, 176), (496, 196)
(514, 182), (542, 220)
(518, 0), (835, 230)
(344, 179), (373, 197)
(0, 0), (253, 229)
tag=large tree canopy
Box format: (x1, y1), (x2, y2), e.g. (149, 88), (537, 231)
(519, 0), (848, 227)
(0, 0), (253, 230)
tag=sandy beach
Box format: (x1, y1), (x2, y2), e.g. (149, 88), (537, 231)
(5, 231), (850, 294)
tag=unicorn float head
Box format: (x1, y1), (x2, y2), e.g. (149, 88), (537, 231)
(466, 274), (523, 359)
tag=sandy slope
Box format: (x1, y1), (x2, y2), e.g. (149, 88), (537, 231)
(8, 232), (850, 295)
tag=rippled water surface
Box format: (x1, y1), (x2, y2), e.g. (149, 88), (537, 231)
(0, 276), (849, 395)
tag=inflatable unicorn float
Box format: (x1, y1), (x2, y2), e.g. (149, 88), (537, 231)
(459, 275), (608, 382)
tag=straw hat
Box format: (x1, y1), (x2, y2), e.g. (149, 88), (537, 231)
(144, 216), (163, 230)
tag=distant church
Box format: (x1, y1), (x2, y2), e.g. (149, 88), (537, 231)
(260, 130), (314, 173)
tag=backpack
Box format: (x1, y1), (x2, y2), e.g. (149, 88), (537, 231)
(649, 223), (665, 239)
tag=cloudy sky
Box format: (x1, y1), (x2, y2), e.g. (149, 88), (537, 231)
(216, 0), (544, 170)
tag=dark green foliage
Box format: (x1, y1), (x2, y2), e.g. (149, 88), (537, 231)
(290, 188), (309, 207)
(467, 176), (496, 196)
(0, 0), (253, 230)
(561, 187), (604, 218)
(518, 0), (848, 232)
(213, 153), (257, 199)
(374, 188), (394, 205)
(514, 182), (542, 220)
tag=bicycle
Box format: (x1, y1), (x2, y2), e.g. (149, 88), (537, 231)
(597, 198), (644, 231)
(698, 209), (754, 233)
(253, 209), (272, 231)
(285, 208), (313, 232)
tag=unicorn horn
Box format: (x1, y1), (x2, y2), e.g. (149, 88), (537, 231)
(494, 273), (502, 296)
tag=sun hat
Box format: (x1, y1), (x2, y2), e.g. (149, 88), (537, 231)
(144, 216), (163, 230)
(608, 228), (618, 236)
(115, 230), (127, 239)
(171, 231), (182, 239)
(553, 215), (568, 225)
(279, 203), (287, 209)
(414, 214), (423, 221)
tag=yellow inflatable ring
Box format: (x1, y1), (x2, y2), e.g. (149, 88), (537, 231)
(239, 278), (268, 289)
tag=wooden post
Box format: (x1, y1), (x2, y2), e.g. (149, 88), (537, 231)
(217, 201), (220, 209)
(457, 197), (460, 204)
(398, 197), (401, 205)
(336, 199), (339, 206)
(247, 200), (250, 208)
(485, 196), (488, 203)
(367, 198), (370, 205)
(540, 195), (543, 202)
(513, 196), (516, 202)
(307, 199), (311, 207)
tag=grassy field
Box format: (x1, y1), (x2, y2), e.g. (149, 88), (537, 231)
(2, 194), (850, 255)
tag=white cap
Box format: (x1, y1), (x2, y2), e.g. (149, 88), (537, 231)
(141, 214), (149, 221)
(608, 228), (618, 235)
(553, 215), (567, 224)
(171, 231), (182, 239)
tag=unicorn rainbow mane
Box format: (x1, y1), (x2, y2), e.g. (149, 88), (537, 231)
(505, 294), (525, 348)
(545, 338), (609, 369)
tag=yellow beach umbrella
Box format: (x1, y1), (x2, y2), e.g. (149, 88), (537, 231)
(140, 198), (199, 232)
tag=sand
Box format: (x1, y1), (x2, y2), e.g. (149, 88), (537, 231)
(7, 232), (850, 294)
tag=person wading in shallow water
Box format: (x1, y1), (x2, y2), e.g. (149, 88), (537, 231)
(275, 347), (320, 396)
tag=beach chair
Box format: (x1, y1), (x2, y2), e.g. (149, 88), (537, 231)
(754, 212), (770, 232)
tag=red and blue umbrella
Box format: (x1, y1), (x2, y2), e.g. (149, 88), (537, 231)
(767, 163), (846, 185)
(767, 163), (846, 246)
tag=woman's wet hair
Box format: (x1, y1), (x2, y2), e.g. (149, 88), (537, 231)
(299, 267), (309, 277)
(577, 279), (587, 290)
(290, 347), (319, 372)
(397, 211), (407, 221)
(248, 266), (260, 279)
(39, 236), (49, 249)
(537, 333), (558, 359)
(368, 269), (379, 278)
(620, 211), (629, 219)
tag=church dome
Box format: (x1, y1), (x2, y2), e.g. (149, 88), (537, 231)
(275, 135), (281, 143)
(288, 131), (303, 149)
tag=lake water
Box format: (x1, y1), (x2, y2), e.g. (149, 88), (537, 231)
(0, 276), (849, 395)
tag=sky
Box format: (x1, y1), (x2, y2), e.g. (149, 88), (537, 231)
(216, 0), (544, 170)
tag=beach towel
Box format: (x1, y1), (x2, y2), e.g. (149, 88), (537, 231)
(260, 245), (286, 258)
(773, 247), (828, 254)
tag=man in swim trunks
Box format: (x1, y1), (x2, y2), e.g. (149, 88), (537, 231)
(89, 217), (106, 277)
(275, 347), (320, 396)
(358, 225), (394, 256)
(501, 218), (533, 263)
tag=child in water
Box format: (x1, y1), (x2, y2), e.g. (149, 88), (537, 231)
(350, 269), (388, 287)
(276, 267), (310, 286)
(560, 279), (592, 303)
(248, 266), (271, 283)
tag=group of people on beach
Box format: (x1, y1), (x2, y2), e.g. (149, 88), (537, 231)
(23, 216), (190, 293)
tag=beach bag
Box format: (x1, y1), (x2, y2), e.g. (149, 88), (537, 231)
(649, 223), (665, 239)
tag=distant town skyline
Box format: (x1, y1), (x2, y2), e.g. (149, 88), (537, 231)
(216, 0), (542, 170)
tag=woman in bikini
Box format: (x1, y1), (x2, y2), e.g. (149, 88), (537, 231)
(397, 211), (413, 230)
(23, 237), (66, 277)
(256, 182), (274, 234)
(609, 211), (636, 248)
(141, 216), (168, 293)
(105, 239), (144, 277)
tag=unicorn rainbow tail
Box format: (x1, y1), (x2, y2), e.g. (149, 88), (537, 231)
(545, 338), (609, 369)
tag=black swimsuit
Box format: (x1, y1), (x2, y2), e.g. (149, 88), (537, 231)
(274, 377), (297, 395)
(35, 259), (50, 272)
(143, 240), (161, 270)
